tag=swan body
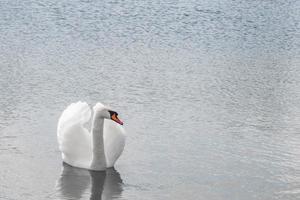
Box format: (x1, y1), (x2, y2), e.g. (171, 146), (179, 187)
(57, 101), (126, 170)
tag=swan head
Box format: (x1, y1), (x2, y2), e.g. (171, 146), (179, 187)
(93, 103), (124, 125)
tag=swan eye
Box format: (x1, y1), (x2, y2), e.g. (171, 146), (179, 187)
(108, 110), (118, 117)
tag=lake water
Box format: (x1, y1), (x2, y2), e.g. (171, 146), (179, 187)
(0, 0), (300, 199)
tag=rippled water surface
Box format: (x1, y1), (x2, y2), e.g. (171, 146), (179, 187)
(0, 0), (300, 199)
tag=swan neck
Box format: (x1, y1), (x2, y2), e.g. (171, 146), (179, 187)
(90, 115), (106, 170)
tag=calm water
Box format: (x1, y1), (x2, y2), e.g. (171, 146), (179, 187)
(0, 0), (300, 199)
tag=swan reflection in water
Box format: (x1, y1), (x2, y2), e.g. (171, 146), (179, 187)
(56, 162), (123, 200)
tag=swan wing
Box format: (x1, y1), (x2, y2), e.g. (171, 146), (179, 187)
(57, 101), (92, 169)
(104, 120), (126, 167)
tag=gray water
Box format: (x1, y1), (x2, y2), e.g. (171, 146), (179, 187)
(0, 0), (300, 199)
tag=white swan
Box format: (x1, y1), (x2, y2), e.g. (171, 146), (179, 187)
(57, 101), (126, 171)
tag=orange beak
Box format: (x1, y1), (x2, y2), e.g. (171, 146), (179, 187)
(111, 113), (123, 125)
